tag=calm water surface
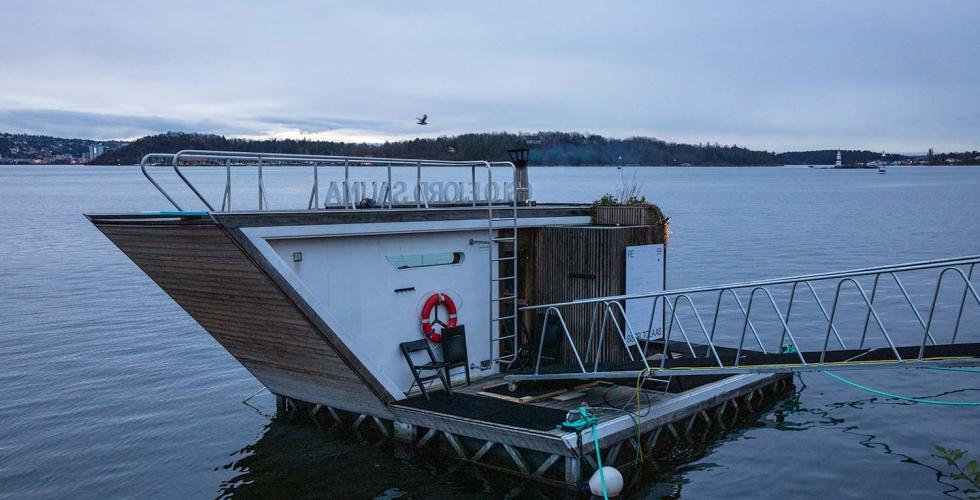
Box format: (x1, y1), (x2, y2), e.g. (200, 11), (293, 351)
(1, 165), (979, 499)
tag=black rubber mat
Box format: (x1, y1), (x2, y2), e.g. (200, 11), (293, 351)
(391, 392), (568, 432)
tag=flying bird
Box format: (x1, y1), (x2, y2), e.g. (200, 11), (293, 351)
(416, 114), (428, 125)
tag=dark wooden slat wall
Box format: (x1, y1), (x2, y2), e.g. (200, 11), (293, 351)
(95, 222), (394, 417)
(532, 225), (663, 364)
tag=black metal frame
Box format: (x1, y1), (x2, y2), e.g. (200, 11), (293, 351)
(399, 339), (452, 400)
(441, 325), (471, 386)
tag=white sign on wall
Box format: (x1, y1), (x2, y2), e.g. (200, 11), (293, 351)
(625, 244), (666, 344)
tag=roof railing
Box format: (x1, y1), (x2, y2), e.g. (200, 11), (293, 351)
(140, 150), (521, 212)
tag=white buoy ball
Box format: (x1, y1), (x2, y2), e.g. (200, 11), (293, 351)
(589, 466), (624, 497)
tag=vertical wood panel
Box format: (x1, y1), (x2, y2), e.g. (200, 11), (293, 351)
(532, 224), (663, 364)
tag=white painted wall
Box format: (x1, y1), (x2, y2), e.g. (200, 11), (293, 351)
(268, 230), (496, 394)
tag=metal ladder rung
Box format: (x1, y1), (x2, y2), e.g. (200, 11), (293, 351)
(492, 335), (517, 341)
(490, 217), (516, 222)
(494, 314), (517, 321)
(492, 256), (516, 261)
(493, 237), (516, 242)
(493, 354), (519, 362)
(492, 295), (517, 302)
(492, 276), (516, 282)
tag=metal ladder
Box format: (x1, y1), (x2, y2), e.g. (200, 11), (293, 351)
(488, 170), (523, 366)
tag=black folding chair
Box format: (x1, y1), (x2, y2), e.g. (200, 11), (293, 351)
(506, 314), (564, 370)
(527, 313), (563, 367)
(399, 339), (452, 400)
(440, 325), (470, 386)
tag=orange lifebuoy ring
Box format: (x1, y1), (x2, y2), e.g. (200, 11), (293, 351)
(420, 292), (458, 343)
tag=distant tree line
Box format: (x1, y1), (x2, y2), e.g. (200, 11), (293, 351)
(92, 131), (790, 166)
(6, 129), (975, 166)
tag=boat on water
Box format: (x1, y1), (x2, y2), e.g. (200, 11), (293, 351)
(86, 149), (980, 491)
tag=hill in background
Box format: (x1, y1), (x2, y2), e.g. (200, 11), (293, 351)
(91, 131), (786, 166)
(5, 130), (975, 166)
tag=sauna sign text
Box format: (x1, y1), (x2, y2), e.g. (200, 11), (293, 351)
(625, 244), (666, 345)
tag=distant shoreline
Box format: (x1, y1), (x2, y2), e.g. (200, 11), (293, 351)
(5, 131), (978, 167)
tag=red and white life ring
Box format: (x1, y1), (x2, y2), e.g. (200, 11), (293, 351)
(420, 292), (458, 343)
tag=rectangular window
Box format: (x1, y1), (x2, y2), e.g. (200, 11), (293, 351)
(387, 252), (464, 270)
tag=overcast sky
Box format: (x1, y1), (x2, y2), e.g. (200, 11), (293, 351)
(1, 1), (978, 152)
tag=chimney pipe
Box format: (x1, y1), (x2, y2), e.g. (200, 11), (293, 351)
(507, 148), (530, 205)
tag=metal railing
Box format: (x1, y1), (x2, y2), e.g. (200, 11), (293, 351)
(139, 150), (522, 212)
(505, 255), (980, 382)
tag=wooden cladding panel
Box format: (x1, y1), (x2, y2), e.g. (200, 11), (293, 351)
(96, 223), (393, 417)
(532, 226), (661, 364)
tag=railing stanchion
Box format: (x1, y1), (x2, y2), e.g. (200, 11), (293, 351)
(386, 162), (393, 208)
(860, 273), (881, 346)
(471, 165), (477, 207)
(890, 272), (936, 346)
(952, 264), (975, 344)
(799, 281), (846, 350)
(257, 156), (263, 210)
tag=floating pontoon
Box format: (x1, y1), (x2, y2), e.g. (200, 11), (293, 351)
(87, 150), (980, 490)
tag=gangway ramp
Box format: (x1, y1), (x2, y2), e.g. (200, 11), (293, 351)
(505, 255), (980, 385)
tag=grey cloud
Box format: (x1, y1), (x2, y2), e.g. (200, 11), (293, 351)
(0, 1), (978, 151)
(250, 115), (401, 135)
(0, 109), (259, 140)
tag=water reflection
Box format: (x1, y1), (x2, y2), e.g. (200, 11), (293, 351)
(216, 417), (576, 499)
(661, 378), (980, 498)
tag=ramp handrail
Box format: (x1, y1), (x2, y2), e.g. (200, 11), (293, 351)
(508, 255), (980, 381)
(139, 150), (523, 212)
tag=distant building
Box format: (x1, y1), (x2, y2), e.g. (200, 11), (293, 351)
(835, 151), (842, 168)
(88, 143), (106, 160)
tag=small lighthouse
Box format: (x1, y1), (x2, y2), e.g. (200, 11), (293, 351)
(834, 151), (842, 168)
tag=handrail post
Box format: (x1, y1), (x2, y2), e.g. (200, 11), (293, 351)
(921, 267), (980, 359)
(753, 287), (807, 365)
(664, 298), (697, 356)
(779, 282), (798, 349)
(386, 162), (393, 208)
(675, 295), (723, 367)
(257, 155), (264, 211)
(222, 160), (231, 211)
(343, 160), (351, 209)
(594, 303), (610, 371)
(735, 292), (754, 367)
(837, 278), (900, 361)
(603, 300), (651, 369)
(801, 281), (847, 350)
(471, 165), (477, 207)
(415, 162), (422, 208)
(889, 272), (936, 346)
(859, 273), (881, 345)
(172, 152), (215, 211)
(313, 163), (319, 209)
(141, 154), (183, 210)
(952, 263), (975, 344)
(644, 294), (663, 358)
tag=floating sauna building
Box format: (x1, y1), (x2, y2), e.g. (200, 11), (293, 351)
(87, 150), (980, 490)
